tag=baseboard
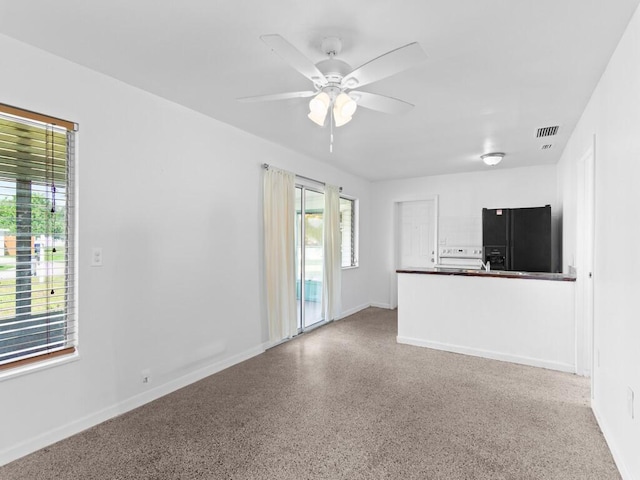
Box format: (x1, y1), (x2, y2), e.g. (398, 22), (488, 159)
(369, 302), (392, 310)
(592, 402), (634, 480)
(337, 303), (371, 319)
(0, 344), (265, 467)
(396, 336), (575, 373)
(337, 302), (393, 320)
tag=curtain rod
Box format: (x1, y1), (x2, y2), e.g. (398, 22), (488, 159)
(262, 163), (342, 192)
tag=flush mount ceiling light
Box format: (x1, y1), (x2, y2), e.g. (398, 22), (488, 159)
(481, 152), (505, 166)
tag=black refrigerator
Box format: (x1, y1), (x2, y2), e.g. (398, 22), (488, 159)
(482, 205), (552, 272)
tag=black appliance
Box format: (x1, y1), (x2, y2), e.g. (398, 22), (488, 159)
(482, 205), (552, 272)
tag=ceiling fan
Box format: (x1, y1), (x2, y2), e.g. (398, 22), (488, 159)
(238, 34), (427, 128)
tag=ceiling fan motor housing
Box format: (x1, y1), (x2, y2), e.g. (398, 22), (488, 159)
(315, 58), (353, 91)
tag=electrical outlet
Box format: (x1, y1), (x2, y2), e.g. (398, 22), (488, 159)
(91, 247), (103, 267)
(141, 369), (151, 384)
(628, 387), (635, 419)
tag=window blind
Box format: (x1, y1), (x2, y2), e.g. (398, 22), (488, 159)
(0, 105), (76, 369)
(340, 197), (356, 267)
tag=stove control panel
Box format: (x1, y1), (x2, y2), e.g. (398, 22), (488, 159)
(439, 246), (483, 259)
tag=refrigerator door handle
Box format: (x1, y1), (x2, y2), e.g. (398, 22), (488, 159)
(508, 210), (515, 271)
(509, 245), (515, 271)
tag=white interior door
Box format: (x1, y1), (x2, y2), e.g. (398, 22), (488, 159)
(399, 200), (436, 268)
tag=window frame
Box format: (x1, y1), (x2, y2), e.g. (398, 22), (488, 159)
(0, 103), (77, 376)
(339, 195), (359, 269)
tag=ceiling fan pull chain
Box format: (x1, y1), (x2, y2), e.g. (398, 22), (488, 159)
(330, 108), (334, 153)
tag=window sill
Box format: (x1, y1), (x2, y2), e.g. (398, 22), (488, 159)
(342, 265), (359, 271)
(0, 350), (79, 383)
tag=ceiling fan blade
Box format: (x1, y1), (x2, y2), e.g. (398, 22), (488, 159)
(260, 34), (328, 86)
(350, 91), (415, 114)
(238, 91), (317, 103)
(342, 42), (426, 89)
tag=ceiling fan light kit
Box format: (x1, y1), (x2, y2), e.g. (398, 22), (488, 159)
(333, 110), (352, 127)
(334, 92), (357, 118)
(308, 91), (358, 128)
(309, 91), (330, 114)
(308, 91), (331, 125)
(481, 152), (505, 166)
(240, 34), (427, 149)
(307, 109), (327, 127)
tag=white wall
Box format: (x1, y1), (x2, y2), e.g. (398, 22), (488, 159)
(558, 4), (640, 479)
(397, 273), (576, 373)
(0, 33), (371, 464)
(369, 165), (559, 307)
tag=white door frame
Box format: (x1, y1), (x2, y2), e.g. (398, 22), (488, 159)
(575, 138), (596, 381)
(390, 196), (439, 309)
(295, 184), (327, 332)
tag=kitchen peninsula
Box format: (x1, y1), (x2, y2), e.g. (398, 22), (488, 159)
(396, 267), (577, 373)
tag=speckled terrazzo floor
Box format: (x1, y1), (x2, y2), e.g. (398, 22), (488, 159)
(1, 307), (620, 479)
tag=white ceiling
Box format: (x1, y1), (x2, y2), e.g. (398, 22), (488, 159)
(0, 0), (638, 181)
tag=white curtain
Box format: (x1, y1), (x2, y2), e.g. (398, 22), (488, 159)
(263, 167), (297, 342)
(322, 185), (342, 321)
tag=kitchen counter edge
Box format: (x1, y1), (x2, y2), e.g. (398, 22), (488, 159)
(396, 268), (576, 282)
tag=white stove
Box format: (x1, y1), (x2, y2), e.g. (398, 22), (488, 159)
(437, 246), (483, 270)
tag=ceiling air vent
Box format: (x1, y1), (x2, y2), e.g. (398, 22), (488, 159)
(541, 144), (553, 150)
(536, 125), (559, 138)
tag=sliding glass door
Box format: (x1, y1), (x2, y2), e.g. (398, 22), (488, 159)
(295, 187), (324, 330)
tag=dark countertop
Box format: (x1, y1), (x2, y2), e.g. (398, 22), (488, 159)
(396, 267), (576, 282)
